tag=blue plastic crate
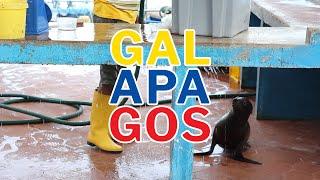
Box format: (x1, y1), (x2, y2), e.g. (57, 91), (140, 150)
(26, 0), (50, 35)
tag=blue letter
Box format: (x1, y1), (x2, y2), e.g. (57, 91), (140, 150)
(148, 69), (177, 104)
(110, 69), (143, 105)
(177, 69), (210, 104)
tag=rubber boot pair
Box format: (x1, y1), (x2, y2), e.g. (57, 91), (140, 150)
(87, 90), (122, 152)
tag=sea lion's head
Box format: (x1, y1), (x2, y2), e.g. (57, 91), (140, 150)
(232, 97), (253, 116)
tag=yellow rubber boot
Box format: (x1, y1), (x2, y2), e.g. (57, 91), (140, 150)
(87, 90), (123, 152)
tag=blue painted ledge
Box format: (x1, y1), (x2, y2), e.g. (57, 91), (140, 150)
(0, 26), (319, 68)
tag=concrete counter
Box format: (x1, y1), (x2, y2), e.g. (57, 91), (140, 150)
(0, 23), (317, 67)
(252, 0), (320, 27)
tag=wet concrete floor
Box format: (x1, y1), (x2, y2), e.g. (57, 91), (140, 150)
(0, 65), (319, 179)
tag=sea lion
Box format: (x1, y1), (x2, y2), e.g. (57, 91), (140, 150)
(195, 97), (262, 165)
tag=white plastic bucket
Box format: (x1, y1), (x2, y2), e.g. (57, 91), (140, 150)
(172, 0), (251, 37)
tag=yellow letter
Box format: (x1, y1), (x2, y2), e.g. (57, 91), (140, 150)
(147, 29), (180, 66)
(184, 29), (211, 66)
(111, 29), (143, 67)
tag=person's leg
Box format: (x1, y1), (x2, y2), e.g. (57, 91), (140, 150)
(98, 64), (121, 95)
(94, 15), (123, 95)
(87, 16), (123, 152)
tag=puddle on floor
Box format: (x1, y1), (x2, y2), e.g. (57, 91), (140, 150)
(0, 136), (21, 160)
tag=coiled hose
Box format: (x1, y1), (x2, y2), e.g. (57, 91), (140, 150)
(0, 90), (255, 126)
(0, 66), (142, 126)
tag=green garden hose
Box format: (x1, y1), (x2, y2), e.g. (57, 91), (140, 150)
(0, 91), (255, 126)
(0, 94), (90, 126)
(0, 65), (141, 126)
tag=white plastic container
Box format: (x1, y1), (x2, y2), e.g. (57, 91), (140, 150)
(57, 17), (77, 31)
(172, 0), (251, 37)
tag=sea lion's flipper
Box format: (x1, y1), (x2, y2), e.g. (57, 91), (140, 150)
(233, 153), (262, 165)
(241, 142), (251, 151)
(194, 135), (216, 156)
